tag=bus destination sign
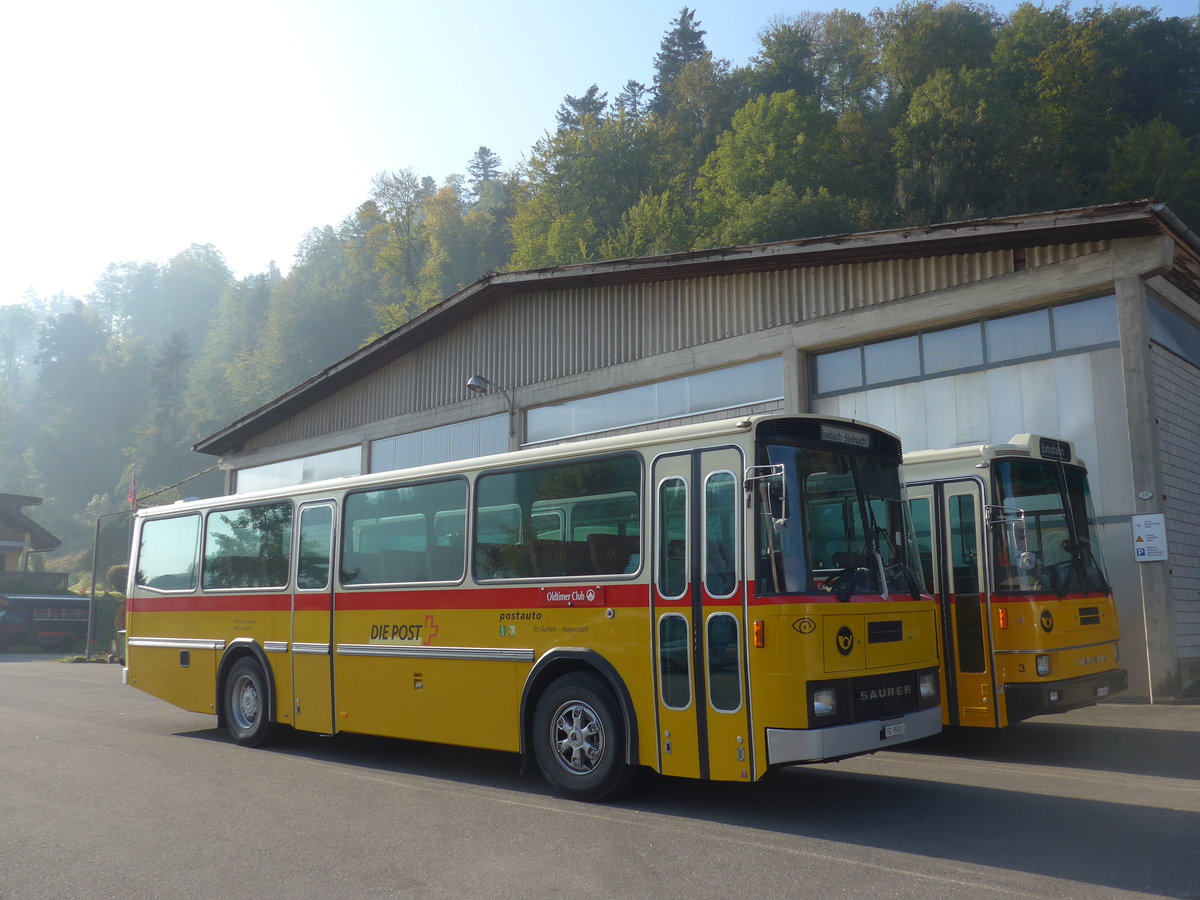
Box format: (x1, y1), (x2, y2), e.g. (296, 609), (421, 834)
(820, 424), (871, 449)
(1038, 437), (1072, 462)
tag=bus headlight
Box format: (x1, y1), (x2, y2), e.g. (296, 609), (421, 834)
(1036, 654), (1051, 677)
(918, 672), (938, 705)
(813, 688), (837, 717)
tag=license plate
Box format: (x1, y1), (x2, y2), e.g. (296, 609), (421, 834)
(1097, 686), (1109, 697)
(884, 723), (906, 739)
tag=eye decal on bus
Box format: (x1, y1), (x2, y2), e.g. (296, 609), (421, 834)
(793, 617), (816, 634)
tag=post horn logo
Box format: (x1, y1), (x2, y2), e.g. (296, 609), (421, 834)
(1040, 610), (1054, 633)
(836, 625), (854, 656)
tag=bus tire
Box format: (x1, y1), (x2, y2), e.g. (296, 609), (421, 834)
(532, 673), (632, 802)
(223, 657), (278, 747)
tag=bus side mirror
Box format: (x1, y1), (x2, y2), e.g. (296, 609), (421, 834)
(987, 504), (1035, 568)
(745, 464), (788, 531)
(768, 482), (788, 531)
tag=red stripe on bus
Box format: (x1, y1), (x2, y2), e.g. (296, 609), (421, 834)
(935, 591), (1111, 605)
(130, 583), (931, 614)
(128, 594), (293, 614)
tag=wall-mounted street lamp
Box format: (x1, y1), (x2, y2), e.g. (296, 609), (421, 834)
(467, 374), (515, 436)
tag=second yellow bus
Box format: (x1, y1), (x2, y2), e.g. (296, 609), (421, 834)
(905, 434), (1127, 728)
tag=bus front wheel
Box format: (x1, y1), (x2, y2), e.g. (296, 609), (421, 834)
(223, 657), (278, 747)
(532, 673), (632, 802)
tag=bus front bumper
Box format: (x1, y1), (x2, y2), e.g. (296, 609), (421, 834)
(766, 706), (941, 765)
(1005, 668), (1128, 724)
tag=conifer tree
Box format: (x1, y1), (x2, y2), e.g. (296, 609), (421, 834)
(651, 7), (709, 116)
(614, 80), (648, 119)
(556, 85), (609, 130)
(466, 147), (502, 190)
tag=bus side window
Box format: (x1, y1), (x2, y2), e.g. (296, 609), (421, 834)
(136, 514), (201, 592)
(587, 532), (640, 575)
(659, 613), (691, 709)
(429, 538), (465, 581)
(343, 480), (468, 586)
(657, 478), (688, 599)
(296, 505), (333, 590)
(704, 472), (737, 598)
(475, 455), (641, 581)
(950, 493), (985, 673)
(203, 502), (292, 590)
(908, 497), (934, 592)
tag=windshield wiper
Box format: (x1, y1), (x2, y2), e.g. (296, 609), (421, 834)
(1064, 538), (1107, 594)
(835, 551), (868, 603)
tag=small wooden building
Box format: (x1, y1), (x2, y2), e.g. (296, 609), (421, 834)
(0, 494), (65, 593)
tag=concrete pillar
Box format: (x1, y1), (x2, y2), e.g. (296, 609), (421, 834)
(784, 347), (807, 413)
(1115, 275), (1179, 701)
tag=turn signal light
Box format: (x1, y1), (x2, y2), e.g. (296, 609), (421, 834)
(997, 607), (1009, 630)
(753, 619), (765, 648)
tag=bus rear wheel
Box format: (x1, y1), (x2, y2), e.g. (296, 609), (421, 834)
(532, 673), (632, 802)
(223, 657), (278, 747)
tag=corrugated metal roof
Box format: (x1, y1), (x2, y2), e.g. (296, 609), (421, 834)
(193, 200), (1182, 457)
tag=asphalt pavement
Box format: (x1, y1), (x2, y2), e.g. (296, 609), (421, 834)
(1, 653), (1197, 899)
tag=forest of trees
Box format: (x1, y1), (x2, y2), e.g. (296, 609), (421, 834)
(3, 1), (1198, 576)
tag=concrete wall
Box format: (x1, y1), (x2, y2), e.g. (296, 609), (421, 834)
(1150, 343), (1200, 695)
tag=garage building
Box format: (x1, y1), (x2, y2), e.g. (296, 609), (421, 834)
(194, 200), (1200, 701)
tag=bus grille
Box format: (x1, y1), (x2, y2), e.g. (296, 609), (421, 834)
(868, 620), (903, 643)
(851, 670), (919, 721)
(1079, 607), (1101, 626)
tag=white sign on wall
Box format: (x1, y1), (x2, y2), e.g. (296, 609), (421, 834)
(1132, 513), (1169, 562)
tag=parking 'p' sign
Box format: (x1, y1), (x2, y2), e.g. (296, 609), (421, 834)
(1132, 513), (1168, 562)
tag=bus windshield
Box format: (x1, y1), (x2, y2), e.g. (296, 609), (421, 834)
(989, 459), (1109, 594)
(756, 444), (924, 599)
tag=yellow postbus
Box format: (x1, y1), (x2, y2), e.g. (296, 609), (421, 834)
(904, 435), (1127, 728)
(125, 414), (941, 800)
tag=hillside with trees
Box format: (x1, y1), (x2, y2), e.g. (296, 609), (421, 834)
(2, 1), (1197, 577)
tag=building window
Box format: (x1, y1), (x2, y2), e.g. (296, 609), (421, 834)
(813, 348), (862, 393)
(1054, 295), (1117, 350)
(237, 447), (360, 494)
(527, 358), (784, 444)
(812, 295), (1117, 396)
(1148, 297), (1200, 366)
(371, 415), (508, 473)
(922, 323), (984, 374)
(985, 309), (1051, 362)
(864, 335), (921, 384)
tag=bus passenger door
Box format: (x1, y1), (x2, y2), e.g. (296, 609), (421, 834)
(651, 448), (749, 782)
(943, 484), (997, 726)
(291, 501), (336, 734)
(906, 485), (949, 721)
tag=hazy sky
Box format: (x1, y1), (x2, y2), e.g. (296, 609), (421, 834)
(2, 0), (1196, 307)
